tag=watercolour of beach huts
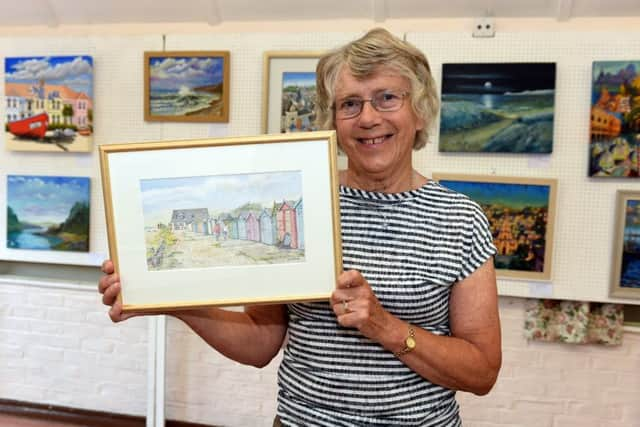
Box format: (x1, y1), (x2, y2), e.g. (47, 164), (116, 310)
(439, 63), (556, 153)
(144, 51), (230, 123)
(589, 61), (640, 178)
(140, 170), (305, 271)
(7, 175), (90, 252)
(280, 71), (317, 133)
(5, 55), (94, 152)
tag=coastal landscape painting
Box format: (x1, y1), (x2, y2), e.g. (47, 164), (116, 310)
(439, 63), (556, 153)
(140, 170), (304, 271)
(610, 191), (640, 299)
(144, 51), (230, 122)
(5, 55), (94, 152)
(7, 175), (90, 252)
(433, 174), (556, 281)
(280, 71), (317, 132)
(589, 61), (640, 177)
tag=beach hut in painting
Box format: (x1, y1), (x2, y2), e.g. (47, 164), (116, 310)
(246, 212), (260, 242)
(294, 198), (304, 249)
(237, 212), (249, 240)
(227, 214), (239, 239)
(274, 200), (298, 249)
(259, 209), (275, 245)
(169, 208), (210, 234)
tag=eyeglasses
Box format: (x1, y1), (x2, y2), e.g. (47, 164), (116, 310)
(334, 90), (408, 120)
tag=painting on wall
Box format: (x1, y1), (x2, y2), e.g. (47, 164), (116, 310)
(7, 175), (90, 252)
(140, 171), (305, 271)
(610, 190), (640, 299)
(4, 55), (94, 152)
(262, 51), (323, 134)
(144, 51), (230, 123)
(439, 62), (556, 153)
(589, 61), (640, 178)
(432, 174), (557, 281)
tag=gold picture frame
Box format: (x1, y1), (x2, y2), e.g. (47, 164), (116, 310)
(262, 51), (324, 134)
(99, 131), (341, 312)
(610, 190), (640, 299)
(144, 50), (230, 123)
(432, 173), (557, 281)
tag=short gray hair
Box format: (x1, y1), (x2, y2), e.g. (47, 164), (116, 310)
(315, 28), (439, 150)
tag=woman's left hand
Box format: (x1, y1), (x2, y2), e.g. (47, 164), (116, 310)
(330, 269), (392, 340)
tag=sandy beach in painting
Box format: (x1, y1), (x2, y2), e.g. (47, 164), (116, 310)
(5, 132), (92, 152)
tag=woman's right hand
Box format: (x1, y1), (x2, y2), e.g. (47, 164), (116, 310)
(98, 260), (137, 323)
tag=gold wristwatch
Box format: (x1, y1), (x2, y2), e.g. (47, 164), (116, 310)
(394, 326), (416, 357)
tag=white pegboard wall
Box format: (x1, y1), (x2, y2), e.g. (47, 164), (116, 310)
(408, 31), (640, 304)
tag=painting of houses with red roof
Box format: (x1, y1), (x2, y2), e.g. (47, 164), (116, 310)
(5, 55), (93, 152)
(590, 61), (640, 177)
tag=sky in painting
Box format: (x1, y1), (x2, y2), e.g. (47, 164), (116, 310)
(140, 170), (302, 225)
(440, 180), (550, 210)
(7, 175), (90, 224)
(149, 56), (224, 91)
(592, 61), (639, 77)
(283, 72), (316, 88)
(442, 63), (556, 95)
(5, 56), (93, 98)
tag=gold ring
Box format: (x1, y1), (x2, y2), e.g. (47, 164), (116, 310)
(342, 300), (349, 313)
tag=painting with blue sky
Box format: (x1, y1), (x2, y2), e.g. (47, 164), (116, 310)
(281, 71), (317, 132)
(5, 55), (94, 152)
(146, 51), (229, 122)
(7, 175), (90, 252)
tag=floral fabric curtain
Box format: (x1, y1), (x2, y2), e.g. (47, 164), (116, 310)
(524, 299), (624, 345)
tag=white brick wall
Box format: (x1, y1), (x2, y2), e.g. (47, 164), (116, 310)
(1, 283), (638, 426)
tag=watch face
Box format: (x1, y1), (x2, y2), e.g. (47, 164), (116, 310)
(406, 336), (416, 350)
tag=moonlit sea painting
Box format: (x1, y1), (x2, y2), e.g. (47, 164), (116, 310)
(7, 175), (90, 252)
(439, 63), (556, 153)
(140, 170), (305, 271)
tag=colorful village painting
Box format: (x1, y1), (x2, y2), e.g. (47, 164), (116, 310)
(5, 56), (93, 152)
(438, 178), (553, 278)
(589, 61), (640, 177)
(439, 63), (556, 153)
(280, 71), (317, 133)
(620, 198), (640, 288)
(7, 175), (90, 252)
(145, 52), (229, 122)
(140, 171), (304, 271)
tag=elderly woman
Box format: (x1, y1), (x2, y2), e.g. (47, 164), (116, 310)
(99, 28), (501, 426)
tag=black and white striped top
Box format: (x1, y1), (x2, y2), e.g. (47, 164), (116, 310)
(277, 181), (496, 426)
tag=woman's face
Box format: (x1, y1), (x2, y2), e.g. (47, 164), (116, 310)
(334, 68), (424, 184)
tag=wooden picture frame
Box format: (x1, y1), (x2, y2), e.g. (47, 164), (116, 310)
(99, 131), (342, 312)
(432, 173), (557, 281)
(262, 51), (324, 134)
(144, 51), (230, 123)
(610, 190), (640, 299)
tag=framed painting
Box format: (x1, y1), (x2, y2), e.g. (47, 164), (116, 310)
(439, 62), (556, 153)
(610, 190), (640, 299)
(262, 51), (324, 134)
(589, 61), (640, 178)
(432, 174), (557, 281)
(99, 131), (341, 312)
(5, 55), (94, 152)
(144, 51), (230, 123)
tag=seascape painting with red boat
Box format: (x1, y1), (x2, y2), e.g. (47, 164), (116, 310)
(5, 56), (93, 152)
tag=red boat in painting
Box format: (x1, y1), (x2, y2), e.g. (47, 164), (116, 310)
(7, 113), (49, 139)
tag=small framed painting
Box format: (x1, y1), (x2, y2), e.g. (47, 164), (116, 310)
(99, 131), (341, 312)
(144, 51), (230, 123)
(589, 61), (640, 178)
(262, 51), (324, 134)
(5, 55), (94, 152)
(439, 62), (556, 153)
(610, 190), (640, 299)
(432, 173), (557, 281)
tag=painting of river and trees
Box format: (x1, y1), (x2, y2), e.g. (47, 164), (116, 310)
(7, 175), (90, 252)
(439, 63), (556, 153)
(589, 61), (640, 178)
(434, 175), (556, 280)
(144, 51), (229, 123)
(140, 170), (305, 271)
